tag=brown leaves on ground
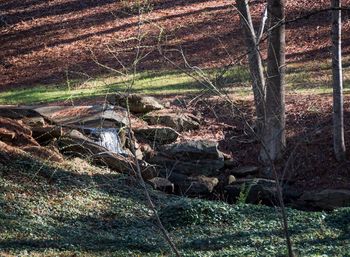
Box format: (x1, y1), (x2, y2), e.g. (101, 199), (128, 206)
(1, 0), (349, 90)
(168, 93), (350, 191)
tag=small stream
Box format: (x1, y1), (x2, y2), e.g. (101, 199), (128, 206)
(87, 128), (127, 155)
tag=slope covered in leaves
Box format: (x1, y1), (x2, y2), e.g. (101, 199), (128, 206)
(0, 0), (349, 90)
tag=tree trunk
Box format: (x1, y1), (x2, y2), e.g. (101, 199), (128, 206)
(260, 0), (286, 162)
(332, 0), (346, 161)
(236, 0), (266, 133)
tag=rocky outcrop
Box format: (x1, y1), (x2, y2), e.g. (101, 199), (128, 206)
(149, 140), (224, 176)
(144, 110), (200, 132)
(35, 105), (131, 128)
(134, 126), (179, 144)
(111, 93), (164, 114)
(297, 189), (350, 210)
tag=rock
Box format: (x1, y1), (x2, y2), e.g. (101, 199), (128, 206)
(225, 178), (278, 205)
(228, 175), (237, 184)
(32, 126), (63, 145)
(0, 118), (39, 147)
(0, 128), (15, 141)
(147, 177), (174, 193)
(282, 184), (303, 203)
(231, 166), (259, 177)
(35, 105), (131, 128)
(21, 146), (64, 163)
(22, 116), (46, 127)
(160, 140), (224, 160)
(0, 107), (49, 121)
(178, 176), (219, 196)
(57, 130), (155, 178)
(139, 143), (155, 160)
(297, 189), (350, 210)
(112, 93), (164, 114)
(144, 110), (200, 132)
(58, 130), (135, 173)
(134, 126), (179, 144)
(149, 140), (224, 176)
(0, 117), (32, 136)
(224, 159), (239, 168)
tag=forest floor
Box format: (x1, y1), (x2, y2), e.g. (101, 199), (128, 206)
(1, 1), (350, 256)
(1, 157), (349, 257)
(1, 0), (350, 90)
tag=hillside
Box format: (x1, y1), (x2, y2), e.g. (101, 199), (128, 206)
(1, 0), (350, 90)
(1, 157), (349, 256)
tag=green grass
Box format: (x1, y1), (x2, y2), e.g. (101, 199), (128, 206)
(0, 58), (349, 105)
(0, 67), (251, 105)
(0, 157), (349, 256)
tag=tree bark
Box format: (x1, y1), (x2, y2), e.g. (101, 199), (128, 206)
(332, 0), (346, 161)
(236, 0), (266, 133)
(260, 0), (286, 162)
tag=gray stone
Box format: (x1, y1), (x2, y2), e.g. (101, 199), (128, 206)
(298, 189), (350, 210)
(112, 93), (164, 114)
(160, 140), (224, 161)
(177, 175), (219, 196)
(35, 105), (130, 128)
(149, 140), (225, 176)
(144, 110), (200, 132)
(231, 166), (259, 177)
(147, 177), (174, 193)
(0, 107), (51, 122)
(134, 126), (179, 144)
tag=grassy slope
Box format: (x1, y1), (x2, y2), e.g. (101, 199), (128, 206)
(1, 59), (349, 105)
(1, 157), (349, 257)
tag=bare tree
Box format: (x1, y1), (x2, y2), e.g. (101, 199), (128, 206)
(332, 0), (346, 161)
(236, 0), (266, 133)
(260, 0), (286, 163)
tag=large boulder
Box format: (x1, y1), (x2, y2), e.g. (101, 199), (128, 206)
(0, 107), (49, 121)
(297, 189), (350, 210)
(111, 93), (164, 114)
(165, 172), (218, 196)
(35, 105), (133, 128)
(230, 166), (259, 177)
(134, 126), (179, 144)
(144, 110), (200, 132)
(149, 140), (225, 176)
